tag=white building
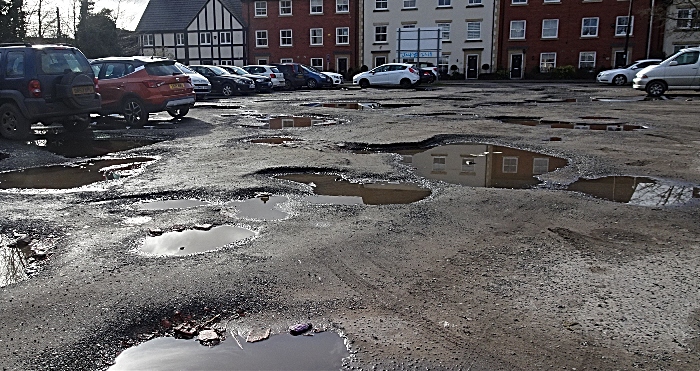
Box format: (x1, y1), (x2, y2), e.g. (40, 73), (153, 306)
(662, 1), (700, 56)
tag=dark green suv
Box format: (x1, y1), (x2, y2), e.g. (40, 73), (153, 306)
(0, 43), (101, 140)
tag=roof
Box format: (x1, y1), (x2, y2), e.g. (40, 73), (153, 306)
(135, 0), (244, 33)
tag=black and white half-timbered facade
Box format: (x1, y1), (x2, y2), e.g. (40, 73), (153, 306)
(135, 0), (246, 66)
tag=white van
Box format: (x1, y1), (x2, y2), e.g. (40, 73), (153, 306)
(633, 47), (700, 96)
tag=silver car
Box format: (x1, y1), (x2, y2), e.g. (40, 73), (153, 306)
(242, 65), (286, 90)
(596, 59), (661, 86)
(175, 62), (212, 99)
(633, 47), (700, 96)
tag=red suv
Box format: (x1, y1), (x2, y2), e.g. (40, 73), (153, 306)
(90, 56), (195, 126)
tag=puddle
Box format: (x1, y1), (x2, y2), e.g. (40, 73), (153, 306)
(243, 116), (339, 130)
(0, 157), (155, 190)
(0, 238), (29, 287)
(276, 173), (431, 205)
(139, 225), (256, 256)
(567, 176), (700, 206)
(224, 195), (289, 220)
(109, 331), (348, 371)
(136, 199), (211, 210)
(302, 102), (379, 110)
(250, 137), (299, 145)
(495, 117), (644, 131)
(26, 133), (161, 158)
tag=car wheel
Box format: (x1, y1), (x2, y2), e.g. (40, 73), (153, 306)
(399, 78), (412, 89)
(0, 103), (31, 140)
(61, 117), (91, 132)
(122, 97), (149, 127)
(221, 83), (235, 97)
(612, 74), (627, 86)
(307, 79), (318, 89)
(645, 81), (666, 97)
(284, 79), (294, 90)
(359, 79), (370, 89)
(167, 106), (190, 118)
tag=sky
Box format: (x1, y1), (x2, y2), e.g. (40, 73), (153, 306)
(24, 0), (150, 34)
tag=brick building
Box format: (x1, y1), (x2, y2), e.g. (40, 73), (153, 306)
(498, 0), (665, 79)
(241, 0), (360, 75)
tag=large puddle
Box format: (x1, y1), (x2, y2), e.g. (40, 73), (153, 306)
(0, 157), (155, 190)
(568, 176), (700, 206)
(139, 225), (256, 256)
(26, 133), (161, 158)
(495, 117), (645, 131)
(250, 137), (299, 145)
(109, 331), (348, 371)
(224, 195), (289, 220)
(243, 116), (339, 130)
(301, 102), (421, 110)
(276, 174), (431, 205)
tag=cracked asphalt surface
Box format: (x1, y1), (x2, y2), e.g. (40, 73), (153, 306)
(1, 82), (700, 370)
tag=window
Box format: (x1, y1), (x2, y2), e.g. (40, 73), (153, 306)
(532, 158), (549, 175)
(502, 157), (518, 173)
(581, 17), (599, 37)
(433, 156), (446, 171)
(176, 33), (185, 46)
(336, 27), (349, 44)
(375, 25), (387, 42)
(615, 16), (634, 36)
(337, 0), (349, 12)
(438, 0), (451, 6)
(461, 158), (476, 172)
(280, 58), (294, 63)
(579, 52), (596, 69)
(510, 20), (525, 39)
(437, 23), (451, 41)
(200, 32), (211, 45)
(403, 0), (416, 8)
(403, 23), (416, 28)
(310, 28), (323, 45)
(512, 0), (527, 4)
(255, 1), (267, 16)
(256, 30), (268, 47)
(672, 50), (700, 65)
(5, 52), (24, 77)
(542, 19), (558, 38)
(257, 58), (268, 64)
(540, 52), (556, 72)
(677, 9), (700, 29)
(280, 0), (292, 15)
(220, 32), (232, 44)
(468, 0), (482, 5)
(375, 0), (387, 9)
(142, 34), (154, 46)
(466, 22), (481, 40)
(310, 0), (323, 13)
(375, 56), (387, 66)
(220, 60), (233, 65)
(280, 29), (292, 46)
(311, 58), (323, 69)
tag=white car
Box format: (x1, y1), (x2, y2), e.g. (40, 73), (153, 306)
(633, 47), (700, 96)
(353, 63), (420, 89)
(304, 65), (344, 86)
(174, 62), (212, 99)
(596, 59), (661, 86)
(242, 65), (286, 89)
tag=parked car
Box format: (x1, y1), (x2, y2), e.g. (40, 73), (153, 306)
(633, 48), (700, 96)
(270, 63), (333, 89)
(416, 61), (439, 83)
(188, 65), (256, 96)
(352, 63), (420, 89)
(174, 62), (211, 100)
(304, 65), (344, 87)
(218, 65), (273, 93)
(596, 59), (661, 86)
(90, 56), (194, 126)
(0, 43), (101, 139)
(242, 65), (286, 89)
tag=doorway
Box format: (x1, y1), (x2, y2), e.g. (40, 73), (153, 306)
(466, 54), (479, 79)
(510, 54), (523, 79)
(614, 51), (628, 68)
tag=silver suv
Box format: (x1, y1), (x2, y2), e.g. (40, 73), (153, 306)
(633, 47), (700, 96)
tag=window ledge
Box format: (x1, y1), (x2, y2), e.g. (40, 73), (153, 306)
(254, 15), (268, 18)
(335, 11), (349, 13)
(442, 40), (452, 43)
(510, 3), (528, 5)
(614, 34), (634, 37)
(278, 13), (293, 16)
(402, 7), (418, 10)
(255, 46), (269, 48)
(541, 37), (558, 40)
(373, 42), (389, 45)
(436, 6), (453, 9)
(465, 39), (483, 42)
(280, 45), (294, 48)
(466, 4), (485, 7)
(508, 38), (526, 41)
(581, 36), (599, 39)
(336, 43), (350, 46)
(373, 8), (389, 11)
(310, 44), (324, 47)
(310, 12), (324, 15)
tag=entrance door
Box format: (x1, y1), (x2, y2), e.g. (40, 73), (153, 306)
(510, 54), (523, 79)
(337, 57), (348, 77)
(466, 55), (478, 79)
(614, 51), (628, 68)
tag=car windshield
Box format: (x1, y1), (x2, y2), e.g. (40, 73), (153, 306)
(229, 66), (248, 75)
(208, 66), (230, 76)
(304, 65), (321, 73)
(176, 63), (196, 74)
(39, 48), (92, 75)
(301, 65), (314, 73)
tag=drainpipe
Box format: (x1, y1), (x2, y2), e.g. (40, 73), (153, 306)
(647, 0), (655, 58)
(622, 0), (634, 64)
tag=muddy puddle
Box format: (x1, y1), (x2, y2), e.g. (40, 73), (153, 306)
(249, 137), (299, 145)
(302, 102), (420, 110)
(242, 116), (339, 129)
(567, 176), (700, 206)
(109, 331), (348, 371)
(0, 157), (155, 190)
(276, 173), (431, 205)
(224, 195), (289, 220)
(136, 199), (211, 210)
(26, 133), (161, 158)
(139, 225), (255, 256)
(495, 117), (645, 131)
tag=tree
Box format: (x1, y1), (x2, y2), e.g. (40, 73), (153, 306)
(75, 8), (121, 58)
(0, 0), (26, 42)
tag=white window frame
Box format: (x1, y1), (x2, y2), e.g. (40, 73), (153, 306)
(280, 0), (292, 15)
(403, 24), (417, 28)
(310, 28), (323, 45)
(310, 58), (323, 69)
(255, 1), (268, 16)
(142, 34), (154, 46)
(677, 9), (700, 29)
(375, 0), (388, 9)
(511, 0), (527, 4)
(468, 0), (482, 4)
(280, 58), (294, 63)
(375, 25), (388, 42)
(615, 16), (634, 36)
(502, 157), (518, 173)
(540, 52), (556, 72)
(280, 29), (293, 46)
(433, 156), (447, 171)
(336, 27), (349, 45)
(375, 56), (387, 66)
(438, 0), (451, 6)
(199, 32), (212, 45)
(542, 19), (558, 38)
(581, 17), (599, 37)
(256, 30), (268, 47)
(336, 0), (349, 12)
(532, 158), (549, 175)
(310, 0), (323, 13)
(257, 58), (269, 64)
(220, 60), (233, 66)
(579, 51), (596, 69)
(437, 23), (451, 41)
(461, 158), (476, 173)
(219, 32), (232, 45)
(466, 22), (481, 40)
(175, 33), (185, 46)
(403, 0), (416, 8)
(510, 20), (525, 40)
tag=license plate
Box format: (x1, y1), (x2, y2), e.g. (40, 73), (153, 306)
(169, 83), (185, 89)
(72, 85), (94, 95)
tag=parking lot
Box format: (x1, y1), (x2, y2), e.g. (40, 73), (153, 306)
(1, 82), (700, 370)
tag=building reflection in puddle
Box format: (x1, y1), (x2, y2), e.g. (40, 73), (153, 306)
(261, 116), (337, 129)
(568, 176), (700, 206)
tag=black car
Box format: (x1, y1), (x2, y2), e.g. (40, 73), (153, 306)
(0, 43), (101, 139)
(270, 63), (333, 90)
(219, 65), (273, 93)
(188, 65), (256, 96)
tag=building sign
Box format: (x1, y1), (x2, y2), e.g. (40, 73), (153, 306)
(396, 27), (441, 62)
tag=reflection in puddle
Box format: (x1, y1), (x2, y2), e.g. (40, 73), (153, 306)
(303, 102), (379, 110)
(276, 174), (431, 205)
(0, 157), (155, 190)
(109, 332), (348, 371)
(240, 115), (338, 130)
(0, 239), (29, 287)
(250, 137), (299, 145)
(496, 117), (644, 131)
(27, 133), (161, 158)
(225, 195), (289, 220)
(568, 176), (700, 206)
(139, 225), (256, 256)
(136, 199), (210, 210)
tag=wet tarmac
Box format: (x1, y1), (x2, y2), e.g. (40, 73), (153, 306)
(0, 241), (29, 287)
(0, 153), (8, 161)
(136, 199), (211, 210)
(139, 225), (256, 256)
(567, 176), (700, 206)
(242, 116), (339, 129)
(109, 331), (348, 371)
(26, 133), (161, 158)
(224, 195), (289, 220)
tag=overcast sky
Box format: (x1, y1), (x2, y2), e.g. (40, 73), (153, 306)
(24, 0), (149, 33)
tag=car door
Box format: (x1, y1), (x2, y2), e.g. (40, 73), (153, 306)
(664, 51), (700, 88)
(194, 66), (223, 92)
(369, 65), (389, 84)
(387, 64), (408, 85)
(95, 61), (128, 110)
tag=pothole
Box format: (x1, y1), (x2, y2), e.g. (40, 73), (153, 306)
(136, 199), (211, 210)
(26, 133), (162, 158)
(241, 115), (339, 129)
(567, 176), (700, 206)
(0, 157), (156, 190)
(139, 225), (256, 256)
(1, 234), (56, 287)
(249, 137), (299, 145)
(224, 195), (289, 220)
(494, 116), (645, 131)
(275, 173), (431, 205)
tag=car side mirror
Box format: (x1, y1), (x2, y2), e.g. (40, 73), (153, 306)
(669, 61), (678, 66)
